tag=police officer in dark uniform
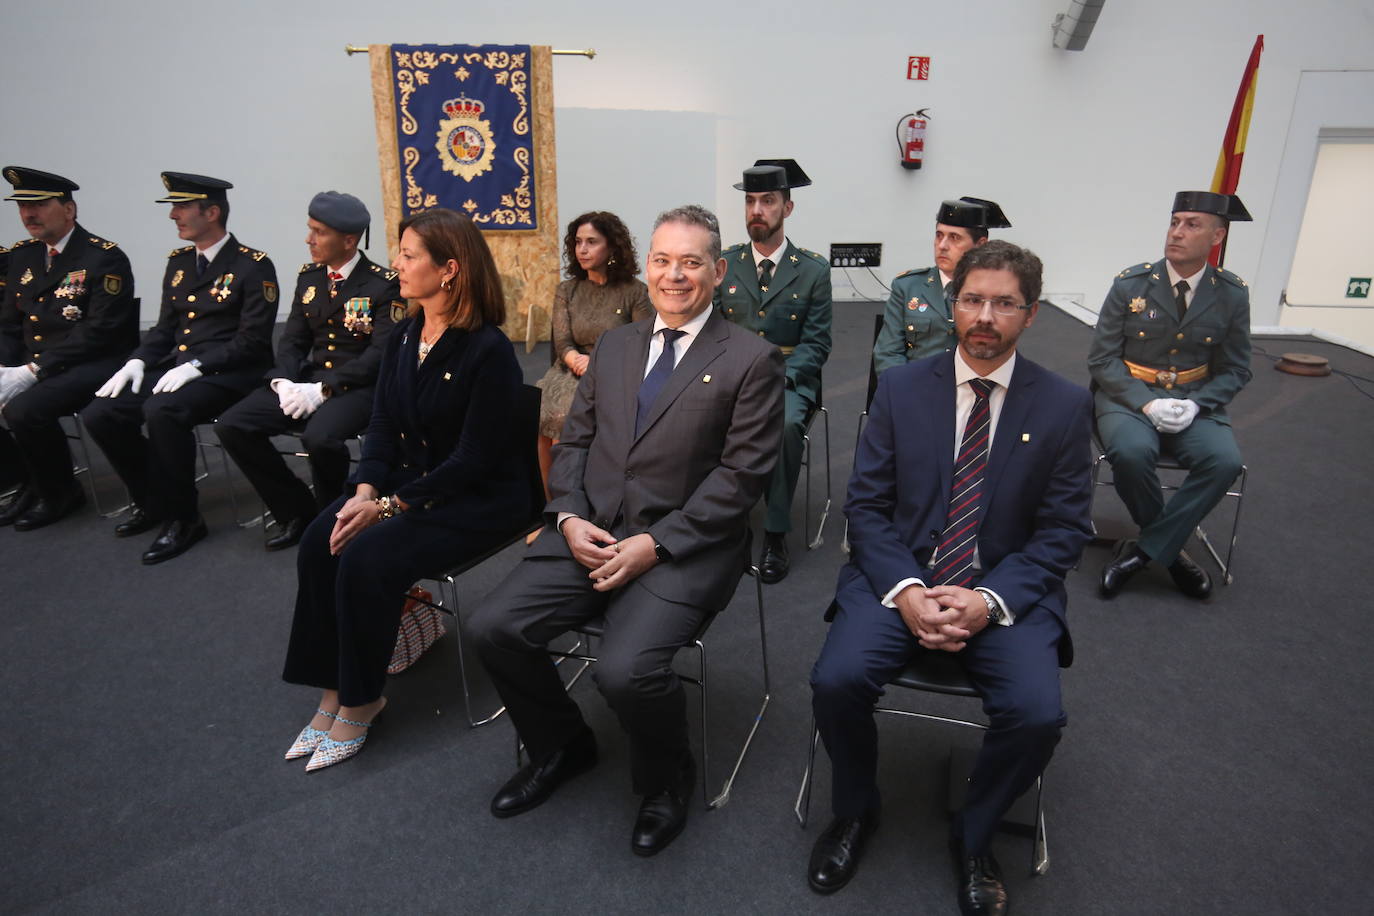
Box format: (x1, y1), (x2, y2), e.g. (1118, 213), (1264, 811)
(714, 159), (831, 583)
(216, 191), (401, 550)
(1090, 191), (1253, 599)
(0, 167), (137, 529)
(82, 172), (280, 564)
(873, 197), (1010, 376)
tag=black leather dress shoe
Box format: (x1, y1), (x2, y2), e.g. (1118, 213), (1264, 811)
(759, 531), (790, 584)
(1100, 540), (1150, 598)
(0, 484), (35, 526)
(265, 517), (307, 552)
(490, 729), (597, 818)
(807, 811), (879, 894)
(1168, 549), (1212, 599)
(950, 835), (1008, 916)
(114, 505), (158, 538)
(141, 516), (208, 565)
(631, 754), (695, 857)
(13, 486), (86, 531)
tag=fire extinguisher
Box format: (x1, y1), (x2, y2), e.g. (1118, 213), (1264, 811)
(896, 109), (930, 170)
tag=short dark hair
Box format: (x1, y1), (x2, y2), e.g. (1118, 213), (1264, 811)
(398, 208), (506, 330)
(196, 198), (229, 229)
(968, 226), (989, 243)
(653, 205), (721, 261)
(563, 210), (640, 284)
(951, 239), (1043, 305)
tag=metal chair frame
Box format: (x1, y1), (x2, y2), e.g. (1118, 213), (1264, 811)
(801, 386), (831, 550)
(794, 653), (1049, 876)
(1090, 438), (1247, 585)
(535, 563), (770, 811)
(60, 413), (129, 518)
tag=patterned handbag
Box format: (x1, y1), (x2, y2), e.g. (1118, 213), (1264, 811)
(388, 586), (444, 674)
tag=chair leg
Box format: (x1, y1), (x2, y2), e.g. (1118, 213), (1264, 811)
(842, 410), (867, 554)
(1031, 776), (1050, 875)
(807, 406), (830, 550)
(68, 413), (130, 518)
(794, 715), (819, 828)
(443, 574), (507, 728)
(705, 567), (771, 810)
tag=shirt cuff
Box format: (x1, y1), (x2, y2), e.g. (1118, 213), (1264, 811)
(975, 587), (1015, 626)
(556, 511), (579, 533)
(881, 578), (925, 608)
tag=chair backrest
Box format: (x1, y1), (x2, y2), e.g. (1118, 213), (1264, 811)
(513, 383), (548, 527)
(865, 312), (883, 411)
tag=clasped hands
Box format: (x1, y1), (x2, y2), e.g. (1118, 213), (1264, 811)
(0, 364), (38, 408)
(328, 485), (405, 555)
(562, 517), (657, 592)
(272, 379), (326, 419)
(893, 584), (990, 653)
(1142, 398), (1199, 434)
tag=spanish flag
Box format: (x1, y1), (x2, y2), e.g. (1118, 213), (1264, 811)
(1210, 34), (1264, 266)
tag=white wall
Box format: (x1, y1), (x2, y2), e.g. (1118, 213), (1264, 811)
(3, 0), (1372, 326)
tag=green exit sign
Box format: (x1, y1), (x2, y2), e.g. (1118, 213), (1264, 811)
(1349, 277), (1371, 298)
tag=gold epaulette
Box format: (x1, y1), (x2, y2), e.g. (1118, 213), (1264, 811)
(299, 262), (318, 274)
(239, 245), (268, 262)
(169, 245), (193, 258)
(370, 263), (399, 281)
(89, 236), (118, 250)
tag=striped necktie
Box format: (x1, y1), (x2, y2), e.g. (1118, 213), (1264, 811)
(931, 378), (996, 587)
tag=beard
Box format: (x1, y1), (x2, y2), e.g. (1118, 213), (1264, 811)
(959, 325), (1009, 361)
(747, 217), (780, 243)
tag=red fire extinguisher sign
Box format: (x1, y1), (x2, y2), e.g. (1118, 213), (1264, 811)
(907, 56), (931, 80)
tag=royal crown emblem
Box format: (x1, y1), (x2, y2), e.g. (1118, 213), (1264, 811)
(436, 94), (497, 182)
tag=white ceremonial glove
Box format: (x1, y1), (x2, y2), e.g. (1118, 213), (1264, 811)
(288, 382), (326, 419)
(1150, 398), (1194, 434)
(95, 358), (145, 398)
(1172, 398), (1200, 432)
(270, 377), (295, 414)
(0, 365), (37, 408)
(152, 361), (203, 394)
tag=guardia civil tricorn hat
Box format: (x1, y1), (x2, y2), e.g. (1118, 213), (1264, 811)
(936, 197), (1012, 229)
(1172, 191), (1252, 222)
(3, 166), (79, 202)
(733, 158), (812, 191)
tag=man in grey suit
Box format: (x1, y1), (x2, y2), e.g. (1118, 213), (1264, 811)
(470, 205), (784, 857)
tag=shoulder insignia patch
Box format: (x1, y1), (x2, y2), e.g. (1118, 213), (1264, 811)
(104, 274), (123, 295)
(263, 281), (278, 303)
(390, 302), (407, 323)
(169, 245), (193, 258)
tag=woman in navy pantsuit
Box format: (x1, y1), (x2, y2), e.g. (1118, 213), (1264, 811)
(281, 208), (529, 771)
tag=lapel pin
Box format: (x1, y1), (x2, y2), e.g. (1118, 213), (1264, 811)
(1021, 433), (1030, 442)
(443, 372), (452, 380)
(702, 374), (712, 383)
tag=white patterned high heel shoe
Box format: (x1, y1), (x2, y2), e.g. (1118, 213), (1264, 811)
(284, 708), (338, 760)
(305, 702), (385, 772)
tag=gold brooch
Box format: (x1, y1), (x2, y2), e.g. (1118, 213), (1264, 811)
(1128, 297), (1146, 313)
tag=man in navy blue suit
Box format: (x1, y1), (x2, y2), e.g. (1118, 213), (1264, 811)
(807, 241), (1093, 915)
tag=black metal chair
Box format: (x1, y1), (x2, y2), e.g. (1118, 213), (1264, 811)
(408, 384), (548, 726)
(1090, 431), (1247, 584)
(842, 314), (886, 552)
(533, 558), (770, 811)
(795, 649), (1049, 876)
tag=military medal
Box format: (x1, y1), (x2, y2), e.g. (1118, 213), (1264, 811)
(917, 303), (928, 312)
(343, 297), (373, 334)
(1128, 297), (1146, 313)
(62, 304), (83, 321)
(171, 269), (184, 288)
(54, 270), (87, 300)
(728, 285), (737, 294)
(907, 298), (918, 310)
(302, 286), (317, 305)
(211, 273), (235, 302)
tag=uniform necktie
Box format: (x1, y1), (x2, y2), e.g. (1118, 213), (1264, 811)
(1174, 280), (1190, 318)
(636, 328), (686, 435)
(46, 247), (58, 271)
(329, 271), (344, 297)
(758, 258), (773, 293)
(196, 253), (209, 277)
(932, 378), (996, 587)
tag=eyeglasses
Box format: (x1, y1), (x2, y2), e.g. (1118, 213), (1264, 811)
(954, 294), (1033, 317)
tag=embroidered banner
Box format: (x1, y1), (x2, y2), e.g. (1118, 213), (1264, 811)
(369, 44), (560, 345)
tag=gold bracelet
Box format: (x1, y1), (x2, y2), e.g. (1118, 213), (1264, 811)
(375, 495), (400, 520)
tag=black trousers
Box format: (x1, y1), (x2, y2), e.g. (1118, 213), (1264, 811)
(469, 557), (712, 795)
(79, 367), (260, 521)
(215, 384), (373, 524)
(1, 357), (124, 500)
(282, 493), (510, 707)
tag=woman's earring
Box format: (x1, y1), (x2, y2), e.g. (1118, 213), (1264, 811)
(441, 278), (452, 291)
(607, 256), (616, 266)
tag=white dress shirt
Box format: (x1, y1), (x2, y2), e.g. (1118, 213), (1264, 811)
(1165, 260), (1206, 310)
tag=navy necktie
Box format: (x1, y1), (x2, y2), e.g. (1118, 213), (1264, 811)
(196, 253), (209, 277)
(932, 378), (996, 586)
(758, 258), (774, 293)
(1174, 279), (1189, 318)
(636, 328), (686, 435)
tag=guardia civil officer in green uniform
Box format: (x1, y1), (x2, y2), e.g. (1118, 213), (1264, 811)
(872, 197), (1010, 376)
(714, 159), (831, 583)
(0, 167), (138, 529)
(82, 172), (280, 564)
(1090, 191), (1252, 600)
(216, 191), (401, 551)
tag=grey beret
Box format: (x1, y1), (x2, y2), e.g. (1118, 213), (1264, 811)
(308, 191), (370, 234)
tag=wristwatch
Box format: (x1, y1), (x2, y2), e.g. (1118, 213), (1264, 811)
(977, 588), (1005, 625)
(652, 539), (672, 562)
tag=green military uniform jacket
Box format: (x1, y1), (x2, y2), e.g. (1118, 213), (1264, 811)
(872, 266), (956, 376)
(1087, 260), (1252, 422)
(713, 239), (831, 405)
